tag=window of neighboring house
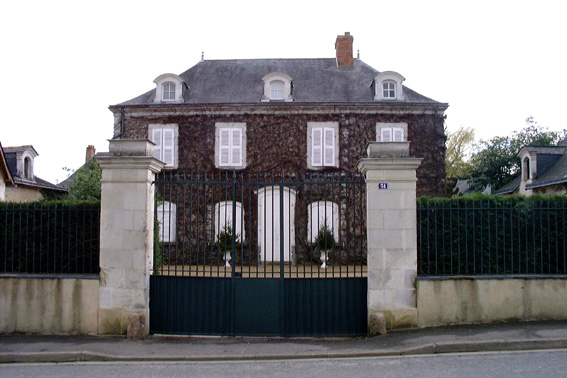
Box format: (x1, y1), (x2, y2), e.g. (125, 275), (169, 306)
(308, 201), (339, 243)
(214, 201), (245, 242)
(24, 157), (32, 179)
(307, 122), (339, 168)
(162, 82), (176, 101)
(382, 81), (396, 99)
(157, 202), (176, 243)
(149, 124), (178, 168)
(270, 80), (285, 100)
(215, 123), (246, 169)
(523, 157), (531, 180)
(376, 123), (408, 142)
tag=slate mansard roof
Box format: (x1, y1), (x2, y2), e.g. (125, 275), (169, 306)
(116, 58), (445, 107)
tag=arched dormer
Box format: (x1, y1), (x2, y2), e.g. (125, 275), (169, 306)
(153, 73), (186, 103)
(261, 72), (293, 102)
(374, 71), (405, 101)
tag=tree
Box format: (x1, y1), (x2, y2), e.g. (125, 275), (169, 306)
(466, 117), (563, 191)
(67, 161), (102, 201)
(445, 126), (475, 194)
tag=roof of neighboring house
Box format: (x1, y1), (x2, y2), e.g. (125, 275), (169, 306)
(526, 152), (567, 189)
(116, 58), (445, 107)
(493, 175), (521, 195)
(0, 142), (14, 185)
(59, 159), (98, 188)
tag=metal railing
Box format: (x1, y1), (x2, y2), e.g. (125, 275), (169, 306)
(0, 201), (100, 275)
(418, 196), (567, 276)
(153, 171), (367, 278)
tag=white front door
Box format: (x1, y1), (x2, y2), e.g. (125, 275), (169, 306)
(257, 186), (296, 262)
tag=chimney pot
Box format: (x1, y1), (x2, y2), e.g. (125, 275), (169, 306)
(86, 145), (96, 162)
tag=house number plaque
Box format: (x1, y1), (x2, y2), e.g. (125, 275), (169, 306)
(378, 183), (389, 189)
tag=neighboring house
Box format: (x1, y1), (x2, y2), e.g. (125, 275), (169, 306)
(109, 33), (449, 248)
(494, 138), (567, 196)
(58, 145), (97, 189)
(2, 145), (67, 202)
(0, 142), (15, 201)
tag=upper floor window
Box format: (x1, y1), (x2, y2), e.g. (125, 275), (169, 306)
(149, 124), (178, 168)
(214, 201), (245, 242)
(261, 72), (293, 102)
(376, 122), (408, 142)
(153, 73), (186, 103)
(24, 157), (32, 179)
(307, 122), (339, 169)
(215, 123), (247, 169)
(162, 82), (176, 101)
(374, 71), (405, 101)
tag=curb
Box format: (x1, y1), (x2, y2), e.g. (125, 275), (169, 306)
(2, 338), (567, 364)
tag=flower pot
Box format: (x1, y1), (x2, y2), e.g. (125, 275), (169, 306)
(320, 250), (328, 269)
(224, 251), (231, 268)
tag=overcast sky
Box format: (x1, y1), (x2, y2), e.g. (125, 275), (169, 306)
(1, 0), (565, 184)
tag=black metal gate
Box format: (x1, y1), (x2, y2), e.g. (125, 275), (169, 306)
(150, 172), (367, 336)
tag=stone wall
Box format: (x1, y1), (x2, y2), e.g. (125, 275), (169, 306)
(417, 278), (567, 326)
(0, 277), (99, 334)
(119, 107), (446, 197)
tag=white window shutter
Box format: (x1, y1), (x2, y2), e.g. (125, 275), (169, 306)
(312, 128), (322, 166)
(162, 129), (175, 166)
(231, 129), (242, 166)
(151, 129), (163, 161)
(219, 129), (230, 166)
(381, 128), (392, 142)
(323, 128), (335, 166)
(393, 128), (404, 142)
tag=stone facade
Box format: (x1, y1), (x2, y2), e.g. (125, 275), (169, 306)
(116, 105), (446, 197)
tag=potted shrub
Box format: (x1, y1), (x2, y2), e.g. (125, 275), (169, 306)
(216, 225), (240, 267)
(314, 223), (335, 269)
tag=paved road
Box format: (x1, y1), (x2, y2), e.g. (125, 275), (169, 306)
(2, 349), (566, 378)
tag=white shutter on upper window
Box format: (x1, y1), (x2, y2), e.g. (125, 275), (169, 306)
(219, 129), (231, 166)
(162, 129), (175, 166)
(393, 128), (404, 142)
(231, 129), (242, 166)
(312, 128), (323, 166)
(381, 128), (392, 142)
(151, 129), (163, 161)
(323, 128), (335, 166)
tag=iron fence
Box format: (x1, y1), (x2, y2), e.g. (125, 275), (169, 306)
(0, 201), (100, 275)
(153, 171), (367, 278)
(418, 196), (567, 276)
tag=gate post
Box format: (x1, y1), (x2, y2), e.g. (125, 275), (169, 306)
(357, 142), (422, 335)
(96, 140), (164, 336)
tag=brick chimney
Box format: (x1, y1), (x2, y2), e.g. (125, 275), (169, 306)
(335, 32), (354, 68)
(85, 145), (96, 162)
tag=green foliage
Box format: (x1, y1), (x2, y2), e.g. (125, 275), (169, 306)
(314, 223), (335, 252)
(67, 161), (102, 201)
(466, 117), (564, 191)
(417, 195), (567, 275)
(216, 225), (240, 252)
(445, 126), (475, 178)
(0, 200), (101, 274)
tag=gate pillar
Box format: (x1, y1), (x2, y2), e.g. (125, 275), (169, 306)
(96, 140), (164, 336)
(357, 142), (422, 334)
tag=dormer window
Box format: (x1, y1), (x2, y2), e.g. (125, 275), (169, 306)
(162, 82), (176, 101)
(153, 73), (185, 103)
(262, 72), (293, 102)
(374, 71), (405, 101)
(24, 157), (32, 179)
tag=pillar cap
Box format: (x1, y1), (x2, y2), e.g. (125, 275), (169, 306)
(367, 141), (410, 158)
(108, 139), (155, 157)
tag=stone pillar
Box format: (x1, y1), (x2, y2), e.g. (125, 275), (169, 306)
(357, 142), (422, 334)
(96, 140), (164, 336)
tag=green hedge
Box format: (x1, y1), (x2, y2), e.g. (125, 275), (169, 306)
(0, 200), (100, 275)
(417, 195), (567, 276)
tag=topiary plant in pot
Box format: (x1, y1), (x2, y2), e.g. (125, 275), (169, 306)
(216, 225), (240, 268)
(314, 223), (335, 269)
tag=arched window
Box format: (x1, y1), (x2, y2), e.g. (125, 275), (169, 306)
(157, 201), (176, 243)
(382, 81), (396, 99)
(261, 72), (293, 102)
(24, 157), (32, 179)
(162, 82), (176, 101)
(523, 157), (531, 180)
(308, 201), (339, 243)
(215, 201), (245, 242)
(270, 80), (285, 100)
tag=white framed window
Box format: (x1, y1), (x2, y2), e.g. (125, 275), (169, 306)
(376, 122), (408, 142)
(374, 71), (405, 101)
(308, 201), (339, 243)
(162, 82), (176, 101)
(149, 124), (178, 168)
(383, 81), (396, 99)
(157, 201), (176, 243)
(307, 122), (339, 168)
(215, 123), (246, 169)
(153, 73), (185, 103)
(261, 72), (293, 102)
(214, 201), (245, 242)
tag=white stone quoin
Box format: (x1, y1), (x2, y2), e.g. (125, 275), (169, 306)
(96, 139), (165, 336)
(358, 142), (422, 333)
